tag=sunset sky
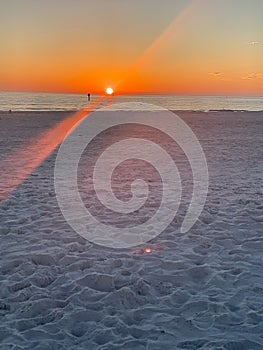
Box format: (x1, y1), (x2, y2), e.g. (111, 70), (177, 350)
(1, 0), (263, 95)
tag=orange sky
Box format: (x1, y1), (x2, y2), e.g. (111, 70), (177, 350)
(1, 0), (263, 95)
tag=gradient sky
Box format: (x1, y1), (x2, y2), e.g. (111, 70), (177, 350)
(1, 0), (263, 94)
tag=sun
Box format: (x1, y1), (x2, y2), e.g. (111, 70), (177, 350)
(106, 87), (114, 95)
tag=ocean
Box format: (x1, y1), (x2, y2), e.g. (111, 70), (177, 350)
(0, 91), (263, 112)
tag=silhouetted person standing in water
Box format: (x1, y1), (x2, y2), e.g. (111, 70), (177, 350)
(87, 93), (91, 102)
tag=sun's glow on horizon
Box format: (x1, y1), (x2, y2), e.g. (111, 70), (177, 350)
(106, 87), (114, 95)
(1, 1), (263, 95)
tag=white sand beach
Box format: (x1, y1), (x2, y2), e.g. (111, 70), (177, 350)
(0, 110), (262, 349)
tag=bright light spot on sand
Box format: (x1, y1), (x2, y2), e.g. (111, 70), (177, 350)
(145, 247), (152, 254)
(106, 87), (114, 95)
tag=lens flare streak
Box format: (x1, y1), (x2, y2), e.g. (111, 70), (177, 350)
(0, 96), (105, 202)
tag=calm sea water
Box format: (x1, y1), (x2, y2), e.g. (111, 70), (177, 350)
(0, 92), (263, 112)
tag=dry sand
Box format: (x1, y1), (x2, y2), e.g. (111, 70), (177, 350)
(0, 110), (262, 349)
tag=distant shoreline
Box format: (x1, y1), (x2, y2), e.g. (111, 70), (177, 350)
(1, 92), (263, 112)
(1, 109), (263, 114)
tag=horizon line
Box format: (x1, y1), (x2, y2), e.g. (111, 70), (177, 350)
(1, 90), (263, 98)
